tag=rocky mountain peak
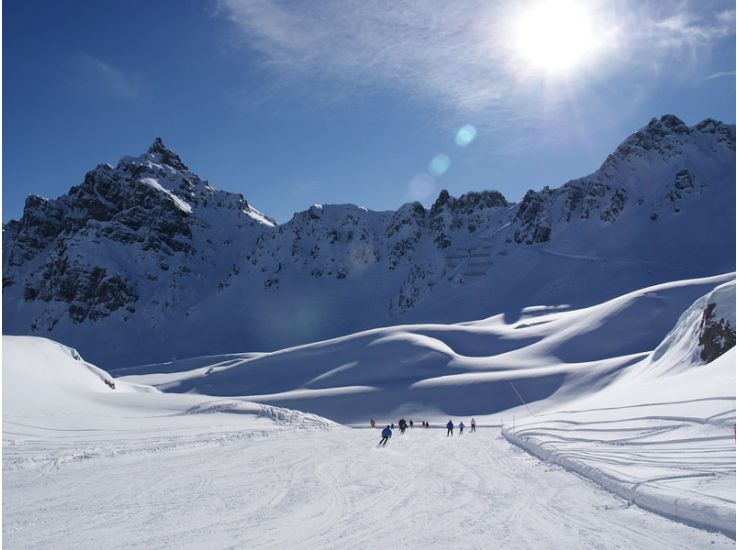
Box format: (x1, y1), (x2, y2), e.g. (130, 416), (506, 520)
(610, 114), (690, 161)
(648, 114), (689, 135)
(145, 137), (189, 172)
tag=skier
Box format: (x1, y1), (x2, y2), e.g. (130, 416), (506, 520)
(409, 419), (414, 428)
(370, 419), (376, 428)
(471, 418), (476, 432)
(379, 425), (392, 447)
(459, 421), (465, 434)
(391, 422), (395, 430)
(446, 420), (454, 437)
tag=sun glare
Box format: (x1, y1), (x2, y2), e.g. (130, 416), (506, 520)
(512, 0), (600, 76)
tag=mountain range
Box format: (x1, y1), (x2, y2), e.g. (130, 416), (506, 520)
(3, 115), (735, 368)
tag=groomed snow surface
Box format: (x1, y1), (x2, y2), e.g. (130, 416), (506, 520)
(4, 275), (736, 548)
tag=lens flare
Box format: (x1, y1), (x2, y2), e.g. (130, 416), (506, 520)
(455, 124), (477, 146)
(429, 154), (451, 176)
(408, 173), (436, 200)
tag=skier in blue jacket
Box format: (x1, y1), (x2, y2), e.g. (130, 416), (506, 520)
(446, 420), (454, 437)
(379, 425), (392, 446)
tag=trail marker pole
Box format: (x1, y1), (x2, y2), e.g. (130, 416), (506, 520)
(510, 382), (535, 417)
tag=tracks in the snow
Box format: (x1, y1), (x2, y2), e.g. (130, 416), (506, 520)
(3, 428), (733, 549)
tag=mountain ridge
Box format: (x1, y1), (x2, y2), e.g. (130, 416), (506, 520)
(3, 114), (735, 368)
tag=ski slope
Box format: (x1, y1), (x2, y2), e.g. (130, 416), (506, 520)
(4, 424), (734, 549)
(3, 275), (735, 547)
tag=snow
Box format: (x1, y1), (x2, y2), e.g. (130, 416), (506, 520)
(2, 118), (735, 545)
(113, 274), (736, 539)
(3, 273), (735, 547)
(2, 335), (335, 454)
(501, 282), (737, 537)
(503, 350), (735, 537)
(139, 177), (193, 213)
(4, 409), (733, 548)
(244, 206), (276, 227)
(119, 274), (734, 424)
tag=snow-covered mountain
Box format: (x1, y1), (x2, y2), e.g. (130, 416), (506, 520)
(3, 115), (735, 368)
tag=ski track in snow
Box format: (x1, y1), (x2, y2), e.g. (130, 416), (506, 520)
(3, 428), (733, 549)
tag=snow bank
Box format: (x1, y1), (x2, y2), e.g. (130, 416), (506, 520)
(502, 282), (736, 537)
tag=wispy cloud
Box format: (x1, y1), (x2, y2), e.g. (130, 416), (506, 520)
(707, 70), (736, 80)
(217, 0), (734, 126)
(72, 54), (143, 99)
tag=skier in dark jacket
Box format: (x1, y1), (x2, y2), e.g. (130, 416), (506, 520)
(379, 425), (392, 446)
(446, 420), (454, 436)
(459, 421), (465, 434)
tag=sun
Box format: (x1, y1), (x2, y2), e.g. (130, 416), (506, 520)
(512, 0), (600, 76)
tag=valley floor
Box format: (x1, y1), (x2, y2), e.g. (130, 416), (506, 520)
(3, 426), (733, 549)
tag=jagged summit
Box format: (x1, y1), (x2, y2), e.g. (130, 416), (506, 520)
(649, 114), (690, 133)
(146, 137), (189, 172)
(609, 115), (735, 166)
(148, 136), (169, 154)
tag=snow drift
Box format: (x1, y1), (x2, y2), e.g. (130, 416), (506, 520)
(119, 273), (734, 424)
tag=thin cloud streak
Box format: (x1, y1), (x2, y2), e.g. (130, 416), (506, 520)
(706, 70), (736, 80)
(73, 54), (143, 99)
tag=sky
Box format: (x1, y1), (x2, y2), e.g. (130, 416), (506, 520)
(3, 0), (735, 224)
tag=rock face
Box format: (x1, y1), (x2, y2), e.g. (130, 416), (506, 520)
(699, 303), (736, 363)
(3, 116), (736, 368)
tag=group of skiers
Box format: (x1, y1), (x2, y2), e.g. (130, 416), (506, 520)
(371, 418), (430, 431)
(375, 417), (477, 446)
(445, 418), (476, 435)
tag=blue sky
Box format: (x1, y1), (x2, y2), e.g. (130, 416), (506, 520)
(3, 0), (735, 223)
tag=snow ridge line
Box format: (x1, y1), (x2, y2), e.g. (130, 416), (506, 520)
(501, 427), (736, 539)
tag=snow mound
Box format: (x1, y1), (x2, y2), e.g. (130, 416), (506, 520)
(2, 336), (338, 451)
(3, 336), (151, 417)
(182, 400), (337, 430)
